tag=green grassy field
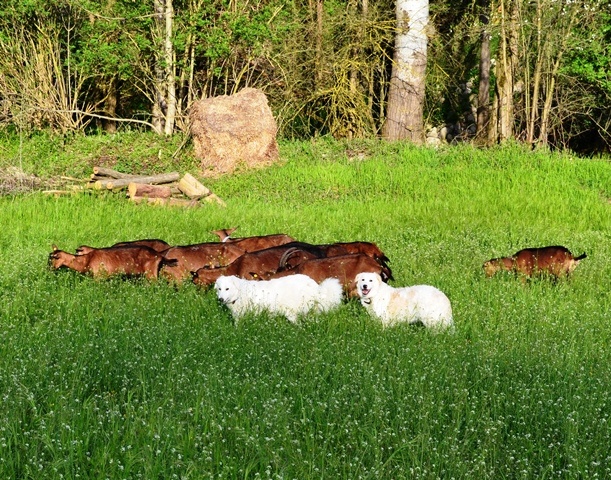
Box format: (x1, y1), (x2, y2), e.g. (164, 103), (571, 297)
(0, 139), (610, 479)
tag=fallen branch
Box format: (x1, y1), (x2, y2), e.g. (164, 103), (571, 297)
(103, 172), (180, 190)
(93, 167), (137, 179)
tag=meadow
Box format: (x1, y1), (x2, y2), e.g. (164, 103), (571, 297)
(0, 138), (610, 479)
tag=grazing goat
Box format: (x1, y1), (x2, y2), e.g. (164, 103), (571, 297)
(268, 254), (393, 298)
(483, 246), (587, 280)
(76, 239), (171, 255)
(356, 272), (454, 331)
(215, 274), (343, 324)
(49, 245), (175, 280)
(192, 243), (324, 287)
(160, 242), (247, 283)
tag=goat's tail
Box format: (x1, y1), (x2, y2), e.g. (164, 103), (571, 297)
(574, 252), (587, 261)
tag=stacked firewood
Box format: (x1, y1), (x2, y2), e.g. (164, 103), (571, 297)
(86, 167), (225, 207)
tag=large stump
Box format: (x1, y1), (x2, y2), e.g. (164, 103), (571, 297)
(190, 88), (279, 176)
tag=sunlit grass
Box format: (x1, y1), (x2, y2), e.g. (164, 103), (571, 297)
(0, 140), (610, 478)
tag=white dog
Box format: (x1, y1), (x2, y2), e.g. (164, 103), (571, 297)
(355, 272), (454, 331)
(215, 274), (343, 323)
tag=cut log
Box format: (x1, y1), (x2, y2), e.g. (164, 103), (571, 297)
(203, 193), (226, 207)
(177, 172), (210, 198)
(104, 172), (180, 190)
(86, 180), (104, 190)
(93, 167), (137, 179)
(128, 183), (172, 199)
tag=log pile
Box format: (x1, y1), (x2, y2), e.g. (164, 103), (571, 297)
(84, 167), (225, 207)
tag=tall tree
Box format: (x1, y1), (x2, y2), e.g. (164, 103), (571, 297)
(476, 7), (491, 142)
(382, 0), (429, 143)
(152, 0), (176, 135)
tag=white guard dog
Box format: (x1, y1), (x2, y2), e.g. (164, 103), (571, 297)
(215, 274), (343, 323)
(355, 272), (454, 331)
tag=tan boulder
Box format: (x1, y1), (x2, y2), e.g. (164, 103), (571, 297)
(189, 88), (279, 176)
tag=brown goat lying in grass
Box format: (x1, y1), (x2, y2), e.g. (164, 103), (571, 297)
(277, 241), (391, 270)
(483, 245), (587, 280)
(191, 243), (324, 287)
(267, 254), (394, 298)
(76, 239), (171, 255)
(49, 245), (176, 280)
(160, 242), (248, 283)
(222, 233), (296, 252)
(317, 241), (390, 267)
(210, 227), (296, 251)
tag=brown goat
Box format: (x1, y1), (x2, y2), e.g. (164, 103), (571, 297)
(49, 245), (175, 280)
(320, 241), (390, 266)
(224, 233), (297, 252)
(278, 241), (391, 271)
(76, 239), (171, 255)
(160, 242), (247, 283)
(265, 254), (394, 298)
(483, 246), (587, 280)
(211, 227), (296, 251)
(191, 243), (324, 287)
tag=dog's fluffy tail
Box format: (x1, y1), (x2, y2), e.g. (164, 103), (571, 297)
(315, 278), (344, 313)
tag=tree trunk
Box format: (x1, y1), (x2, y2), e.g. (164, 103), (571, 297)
(382, 0), (428, 143)
(163, 0), (176, 136)
(152, 0), (175, 135)
(152, 0), (165, 134)
(476, 12), (490, 143)
(103, 76), (119, 134)
(493, 0), (519, 143)
(315, 0), (324, 87)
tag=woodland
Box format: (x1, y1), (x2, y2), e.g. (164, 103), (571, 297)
(0, 0), (609, 155)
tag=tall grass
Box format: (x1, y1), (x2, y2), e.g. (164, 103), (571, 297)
(0, 140), (610, 478)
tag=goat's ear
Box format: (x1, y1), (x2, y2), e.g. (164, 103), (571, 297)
(249, 272), (258, 279)
(52, 244), (58, 252)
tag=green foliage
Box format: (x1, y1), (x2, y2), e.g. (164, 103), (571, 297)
(0, 140), (610, 478)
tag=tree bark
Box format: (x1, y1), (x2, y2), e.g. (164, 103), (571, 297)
(382, 0), (428, 143)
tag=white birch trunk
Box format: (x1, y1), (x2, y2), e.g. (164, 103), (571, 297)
(163, 0), (176, 136)
(382, 0), (428, 143)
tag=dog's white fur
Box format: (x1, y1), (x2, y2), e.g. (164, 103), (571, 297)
(215, 274), (343, 323)
(355, 272), (454, 331)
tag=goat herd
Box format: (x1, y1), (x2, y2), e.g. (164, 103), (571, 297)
(48, 227), (588, 332)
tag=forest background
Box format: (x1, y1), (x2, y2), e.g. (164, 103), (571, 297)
(0, 0), (610, 156)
